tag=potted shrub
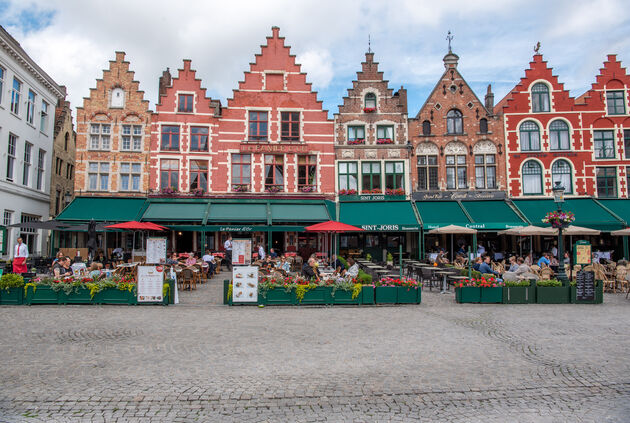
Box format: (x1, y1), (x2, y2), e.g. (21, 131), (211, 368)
(536, 279), (570, 304)
(386, 252), (393, 266)
(502, 279), (535, 304)
(365, 253), (372, 263)
(0, 273), (24, 305)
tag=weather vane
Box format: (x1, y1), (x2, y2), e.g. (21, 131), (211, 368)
(368, 34), (372, 53)
(534, 41), (541, 54)
(446, 30), (453, 53)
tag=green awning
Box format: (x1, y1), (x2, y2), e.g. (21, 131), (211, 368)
(339, 201), (420, 231)
(56, 197), (146, 222)
(207, 203), (267, 222)
(596, 200), (630, 226)
(142, 202), (208, 221)
(415, 201), (470, 229)
(512, 198), (624, 231)
(460, 201), (527, 230)
(270, 204), (330, 222)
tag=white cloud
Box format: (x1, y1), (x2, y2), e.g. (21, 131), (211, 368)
(1, 0), (629, 116)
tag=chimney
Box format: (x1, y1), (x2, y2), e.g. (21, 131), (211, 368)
(395, 86), (408, 115)
(158, 68), (172, 102)
(485, 84), (494, 112)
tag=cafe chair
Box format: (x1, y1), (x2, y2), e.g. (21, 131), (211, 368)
(615, 266), (628, 293)
(181, 268), (196, 291)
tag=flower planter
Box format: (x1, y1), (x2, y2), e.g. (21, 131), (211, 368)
(502, 286), (536, 304)
(224, 280), (231, 305)
(536, 286), (570, 304)
(397, 286), (421, 304)
(299, 286), (329, 305)
(0, 287), (23, 305)
(570, 282), (603, 304)
(25, 286), (58, 305)
(330, 289), (361, 305)
(480, 287), (503, 303)
(261, 288), (295, 305)
(455, 286), (481, 303)
(375, 286), (397, 304)
(95, 289), (137, 305)
(58, 287), (93, 304)
(361, 285), (374, 304)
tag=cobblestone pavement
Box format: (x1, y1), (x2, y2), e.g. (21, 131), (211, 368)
(0, 272), (629, 422)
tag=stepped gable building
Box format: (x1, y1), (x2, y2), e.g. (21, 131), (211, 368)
(409, 49), (505, 200)
(149, 60), (221, 193)
(334, 51), (409, 195)
(498, 53), (589, 198)
(216, 26), (335, 195)
(50, 96), (76, 217)
(75, 52), (151, 197)
(576, 54), (630, 199)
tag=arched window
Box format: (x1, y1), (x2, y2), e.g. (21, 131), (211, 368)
(551, 160), (572, 194)
(446, 109), (463, 134)
(549, 120), (570, 150)
(479, 118), (488, 134)
(364, 93), (376, 110)
(522, 161), (543, 195)
(422, 120), (431, 136)
(519, 120), (540, 151)
(531, 83), (550, 112)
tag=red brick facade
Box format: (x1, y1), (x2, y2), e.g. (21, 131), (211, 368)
(334, 52), (409, 195)
(75, 52), (151, 196)
(409, 52), (506, 194)
(500, 54), (630, 199)
(216, 27), (335, 196)
(149, 60), (221, 193)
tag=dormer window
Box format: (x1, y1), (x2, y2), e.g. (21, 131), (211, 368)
(446, 109), (463, 134)
(606, 90), (626, 115)
(531, 83), (550, 112)
(178, 94), (193, 113)
(364, 93), (376, 112)
(111, 87), (125, 108)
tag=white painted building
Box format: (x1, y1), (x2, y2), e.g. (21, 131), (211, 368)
(0, 26), (65, 258)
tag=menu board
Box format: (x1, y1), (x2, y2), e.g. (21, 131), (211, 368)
(137, 265), (164, 303)
(146, 238), (167, 264)
(575, 243), (592, 265)
(232, 239), (252, 266)
(232, 265), (258, 303)
(576, 270), (595, 302)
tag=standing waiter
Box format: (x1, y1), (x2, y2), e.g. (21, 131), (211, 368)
(224, 235), (232, 271)
(13, 237), (29, 274)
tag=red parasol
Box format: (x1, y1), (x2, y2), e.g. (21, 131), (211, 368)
(105, 221), (166, 231)
(305, 221), (363, 233)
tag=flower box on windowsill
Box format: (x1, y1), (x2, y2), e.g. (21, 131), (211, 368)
(159, 187), (178, 196)
(361, 189), (382, 195)
(348, 139), (365, 145)
(338, 189), (357, 196)
(265, 186), (283, 193)
(299, 185), (316, 193)
(376, 138), (394, 145)
(385, 188), (405, 196)
(363, 107), (376, 113)
(232, 184), (249, 193)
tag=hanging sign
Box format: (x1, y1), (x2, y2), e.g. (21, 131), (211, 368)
(232, 266), (258, 303)
(232, 239), (252, 266)
(146, 237), (167, 264)
(137, 265), (164, 303)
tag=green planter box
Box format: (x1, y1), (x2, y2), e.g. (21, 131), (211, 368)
(375, 286), (397, 304)
(361, 285), (374, 304)
(571, 282), (603, 304)
(397, 286), (421, 304)
(330, 289), (361, 305)
(0, 287), (23, 305)
(536, 286), (570, 304)
(502, 286), (535, 304)
(261, 288), (295, 305)
(96, 289), (137, 305)
(455, 286), (481, 303)
(25, 286), (58, 305)
(223, 280), (231, 305)
(480, 287), (503, 303)
(299, 286), (329, 305)
(59, 287), (93, 304)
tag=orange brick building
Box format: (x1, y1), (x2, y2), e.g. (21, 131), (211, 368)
(74, 52), (152, 196)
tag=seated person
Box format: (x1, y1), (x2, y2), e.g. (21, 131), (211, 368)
(185, 253), (198, 267)
(112, 247), (124, 261)
(345, 257), (359, 278)
(88, 262), (102, 278)
(50, 251), (64, 273)
(504, 257), (538, 281)
(276, 255), (291, 273)
(165, 252), (179, 265)
(269, 248), (278, 259)
(302, 257), (320, 281)
(436, 251), (449, 265)
(53, 257), (73, 278)
(537, 253), (551, 268)
(507, 256), (519, 272)
(478, 256), (500, 277)
(472, 257), (483, 271)
(201, 250), (216, 275)
(92, 250), (107, 269)
(333, 255), (345, 274)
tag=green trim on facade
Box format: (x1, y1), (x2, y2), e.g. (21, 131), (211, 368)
(339, 201), (420, 231)
(460, 201), (527, 230)
(56, 197), (147, 222)
(415, 201), (471, 229)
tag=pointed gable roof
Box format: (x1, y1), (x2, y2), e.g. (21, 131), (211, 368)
(579, 54), (630, 109)
(156, 59), (220, 114)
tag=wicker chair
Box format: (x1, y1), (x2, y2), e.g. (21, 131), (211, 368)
(593, 263), (615, 293)
(180, 268), (195, 291)
(615, 266), (628, 294)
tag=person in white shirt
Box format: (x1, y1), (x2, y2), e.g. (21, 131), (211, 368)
(223, 235), (232, 270)
(258, 244), (266, 261)
(477, 244), (486, 256)
(13, 237), (29, 274)
(345, 257), (359, 278)
(201, 250), (215, 275)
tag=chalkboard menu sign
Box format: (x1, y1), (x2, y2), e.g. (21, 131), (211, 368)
(576, 270), (595, 302)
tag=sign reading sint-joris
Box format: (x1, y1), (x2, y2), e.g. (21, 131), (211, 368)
(360, 224), (419, 231)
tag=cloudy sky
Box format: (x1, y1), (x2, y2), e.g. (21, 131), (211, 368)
(1, 0), (629, 117)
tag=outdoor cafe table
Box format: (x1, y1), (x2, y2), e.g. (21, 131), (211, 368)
(448, 275), (468, 291)
(433, 270), (455, 294)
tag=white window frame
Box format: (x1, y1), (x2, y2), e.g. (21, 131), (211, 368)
(26, 90), (35, 124)
(89, 123), (111, 151)
(121, 124), (143, 151)
(119, 162), (142, 191)
(87, 162), (110, 191)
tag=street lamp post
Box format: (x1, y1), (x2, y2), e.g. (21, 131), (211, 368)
(552, 181), (569, 285)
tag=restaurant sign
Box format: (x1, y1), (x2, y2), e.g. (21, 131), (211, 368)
(361, 224), (420, 231)
(424, 223), (526, 230)
(413, 191), (506, 201)
(240, 142), (309, 154)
